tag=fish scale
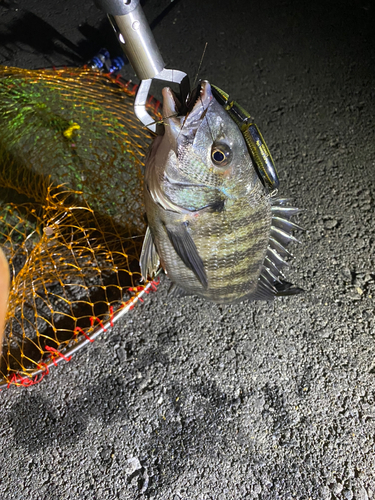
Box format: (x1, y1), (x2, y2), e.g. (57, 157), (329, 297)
(199, 201), (271, 301)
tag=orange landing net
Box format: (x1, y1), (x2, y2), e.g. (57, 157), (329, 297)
(0, 66), (161, 386)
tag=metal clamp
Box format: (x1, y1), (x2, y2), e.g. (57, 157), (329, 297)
(134, 69), (190, 133)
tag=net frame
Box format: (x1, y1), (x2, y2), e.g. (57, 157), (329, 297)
(1, 274), (160, 388)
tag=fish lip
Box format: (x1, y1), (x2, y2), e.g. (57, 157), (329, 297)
(162, 86), (181, 119)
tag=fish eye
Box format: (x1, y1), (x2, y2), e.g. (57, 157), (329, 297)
(211, 143), (232, 167)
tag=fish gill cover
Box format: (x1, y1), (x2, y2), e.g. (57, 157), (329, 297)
(0, 66), (161, 386)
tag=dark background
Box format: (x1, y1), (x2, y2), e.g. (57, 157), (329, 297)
(0, 0), (375, 499)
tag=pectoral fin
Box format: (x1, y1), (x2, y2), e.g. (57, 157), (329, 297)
(164, 223), (208, 288)
(140, 226), (160, 280)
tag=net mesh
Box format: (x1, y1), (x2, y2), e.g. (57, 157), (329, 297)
(0, 66), (161, 386)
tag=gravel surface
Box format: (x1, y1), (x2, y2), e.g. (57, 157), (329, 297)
(1, 0), (375, 499)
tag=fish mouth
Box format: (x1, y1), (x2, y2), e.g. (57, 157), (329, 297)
(184, 81), (208, 114)
(162, 80), (213, 130)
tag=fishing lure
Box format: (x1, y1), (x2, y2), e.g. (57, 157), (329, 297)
(211, 85), (279, 191)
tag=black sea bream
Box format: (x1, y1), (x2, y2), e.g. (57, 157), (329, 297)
(140, 81), (302, 304)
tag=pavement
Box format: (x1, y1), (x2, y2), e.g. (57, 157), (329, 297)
(0, 0), (375, 499)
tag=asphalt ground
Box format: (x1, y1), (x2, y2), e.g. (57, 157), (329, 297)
(0, 0), (375, 498)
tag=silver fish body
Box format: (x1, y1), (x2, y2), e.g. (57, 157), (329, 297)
(140, 81), (302, 304)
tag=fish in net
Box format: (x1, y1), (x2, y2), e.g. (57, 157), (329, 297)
(0, 66), (162, 387)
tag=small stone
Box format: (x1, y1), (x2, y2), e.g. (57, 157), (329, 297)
(341, 267), (352, 280)
(320, 485), (331, 499)
(225, 349), (236, 361)
(253, 484), (262, 494)
(140, 467), (149, 494)
(125, 457), (142, 475)
(116, 347), (126, 362)
(343, 489), (353, 500)
(100, 447), (112, 461)
(138, 378), (151, 391)
(324, 219), (338, 229)
(331, 482), (343, 495)
(356, 287), (364, 296)
(362, 273), (372, 283)
(356, 238), (366, 248)
(361, 204), (371, 211)
(254, 396), (265, 409)
(319, 329), (332, 338)
(42, 471), (50, 483)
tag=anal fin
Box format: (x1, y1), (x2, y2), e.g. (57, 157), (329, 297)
(168, 282), (192, 298)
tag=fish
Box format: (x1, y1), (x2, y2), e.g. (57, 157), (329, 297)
(140, 80), (302, 304)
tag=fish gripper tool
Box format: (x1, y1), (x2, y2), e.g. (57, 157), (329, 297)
(94, 0), (190, 133)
